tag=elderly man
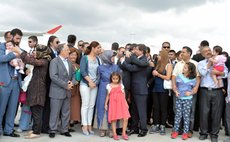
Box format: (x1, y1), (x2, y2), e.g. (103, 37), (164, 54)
(49, 44), (75, 138)
(198, 45), (228, 142)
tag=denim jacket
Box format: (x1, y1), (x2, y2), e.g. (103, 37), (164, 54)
(80, 55), (100, 85)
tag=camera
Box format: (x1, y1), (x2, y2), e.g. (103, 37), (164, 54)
(122, 52), (126, 56)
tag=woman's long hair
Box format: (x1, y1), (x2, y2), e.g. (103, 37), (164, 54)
(155, 50), (169, 74)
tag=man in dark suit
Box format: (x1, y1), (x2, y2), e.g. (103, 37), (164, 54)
(41, 36), (59, 134)
(120, 44), (148, 137)
(48, 44), (75, 138)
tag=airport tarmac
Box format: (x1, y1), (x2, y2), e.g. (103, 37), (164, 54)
(0, 124), (228, 142)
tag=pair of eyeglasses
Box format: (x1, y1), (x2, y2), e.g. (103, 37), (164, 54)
(163, 46), (170, 49)
(79, 44), (83, 47)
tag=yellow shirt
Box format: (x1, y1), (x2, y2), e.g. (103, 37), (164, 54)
(172, 59), (200, 77)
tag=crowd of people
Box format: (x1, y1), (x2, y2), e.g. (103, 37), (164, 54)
(0, 28), (230, 142)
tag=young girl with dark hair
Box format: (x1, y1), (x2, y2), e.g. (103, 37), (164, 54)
(171, 62), (197, 140)
(104, 72), (130, 140)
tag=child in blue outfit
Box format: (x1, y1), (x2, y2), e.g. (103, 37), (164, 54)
(171, 62), (197, 140)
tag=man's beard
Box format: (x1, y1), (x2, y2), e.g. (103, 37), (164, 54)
(14, 42), (19, 46)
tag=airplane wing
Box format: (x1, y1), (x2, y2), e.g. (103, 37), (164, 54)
(0, 25), (62, 37)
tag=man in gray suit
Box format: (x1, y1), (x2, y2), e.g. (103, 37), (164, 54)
(48, 44), (75, 138)
(0, 29), (23, 137)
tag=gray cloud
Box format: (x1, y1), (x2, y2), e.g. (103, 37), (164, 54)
(0, 0), (228, 52)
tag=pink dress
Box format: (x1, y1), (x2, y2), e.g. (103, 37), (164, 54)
(213, 55), (227, 77)
(107, 84), (130, 123)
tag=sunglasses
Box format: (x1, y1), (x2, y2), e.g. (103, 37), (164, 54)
(163, 46), (170, 49)
(28, 41), (32, 43)
(78, 44), (83, 47)
(56, 41), (60, 44)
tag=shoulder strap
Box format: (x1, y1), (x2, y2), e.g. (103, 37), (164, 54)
(96, 56), (100, 65)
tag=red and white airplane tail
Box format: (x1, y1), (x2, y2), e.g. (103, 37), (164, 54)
(46, 25), (62, 34)
(0, 25), (63, 37)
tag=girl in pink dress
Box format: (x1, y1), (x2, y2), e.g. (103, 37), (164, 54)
(105, 72), (130, 140)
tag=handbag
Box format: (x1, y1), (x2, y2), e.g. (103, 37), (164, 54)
(75, 68), (82, 82)
(163, 80), (172, 89)
(18, 91), (27, 104)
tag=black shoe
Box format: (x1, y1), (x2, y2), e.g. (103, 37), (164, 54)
(68, 128), (75, 132)
(61, 132), (72, 137)
(138, 131), (147, 137)
(211, 137), (218, 142)
(3, 132), (20, 137)
(49, 133), (55, 138)
(127, 129), (139, 136)
(70, 123), (74, 127)
(199, 135), (208, 140)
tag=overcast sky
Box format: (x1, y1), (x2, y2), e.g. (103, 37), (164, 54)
(0, 0), (229, 54)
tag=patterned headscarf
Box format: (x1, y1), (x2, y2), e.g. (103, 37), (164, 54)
(36, 44), (52, 61)
(99, 50), (117, 65)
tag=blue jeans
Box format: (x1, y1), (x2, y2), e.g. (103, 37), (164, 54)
(0, 80), (20, 134)
(19, 105), (32, 130)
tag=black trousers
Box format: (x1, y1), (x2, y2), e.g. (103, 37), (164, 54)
(153, 92), (169, 125)
(129, 94), (148, 132)
(225, 102), (230, 136)
(31, 105), (43, 134)
(199, 88), (224, 138)
(41, 93), (50, 133)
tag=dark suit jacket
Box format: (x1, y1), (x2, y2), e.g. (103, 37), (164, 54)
(120, 55), (148, 95)
(192, 53), (204, 62)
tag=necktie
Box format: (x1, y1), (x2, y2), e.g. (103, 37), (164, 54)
(63, 59), (69, 75)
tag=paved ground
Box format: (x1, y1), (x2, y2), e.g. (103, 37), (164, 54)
(0, 124), (229, 142)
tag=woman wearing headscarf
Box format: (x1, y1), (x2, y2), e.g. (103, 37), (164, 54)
(20, 44), (51, 138)
(93, 50), (120, 137)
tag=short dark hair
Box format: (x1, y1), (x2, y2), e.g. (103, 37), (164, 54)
(4, 31), (11, 38)
(137, 44), (146, 55)
(222, 51), (229, 57)
(11, 28), (23, 37)
(5, 40), (15, 46)
(146, 46), (150, 54)
(47, 35), (57, 47)
(110, 72), (121, 83)
(200, 40), (209, 47)
(111, 42), (119, 51)
(162, 41), (170, 47)
(176, 50), (181, 57)
(185, 62), (197, 79)
(28, 36), (38, 43)
(182, 46), (193, 56)
(67, 34), (76, 44)
(213, 45), (222, 55)
(169, 50), (176, 54)
(78, 40), (84, 45)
